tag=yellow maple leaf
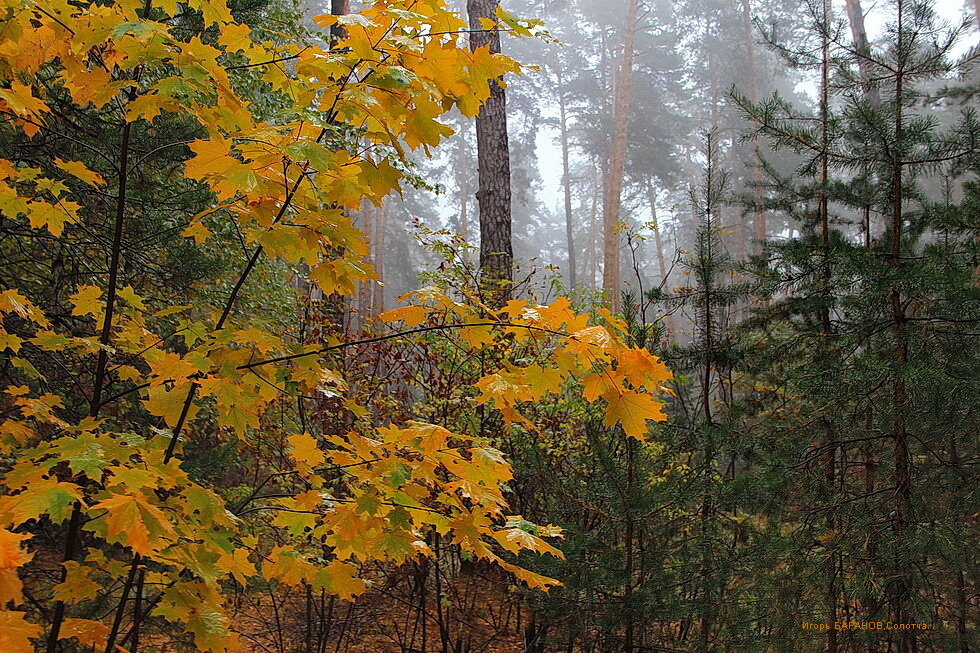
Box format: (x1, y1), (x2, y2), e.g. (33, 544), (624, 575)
(497, 559), (562, 591)
(60, 619), (110, 648)
(288, 433), (325, 471)
(0, 477), (83, 525)
(117, 285), (146, 309)
(143, 384), (198, 428)
(602, 389), (666, 439)
(264, 546), (317, 587)
(617, 348), (672, 389)
(69, 285), (104, 317)
(0, 528), (31, 568)
(181, 220), (211, 244)
(493, 526), (564, 559)
(54, 159), (104, 186)
(0, 289), (49, 326)
(0, 610), (41, 653)
(0, 528), (30, 605)
(52, 561), (100, 602)
(377, 304), (427, 326)
(0, 569), (22, 605)
(146, 351), (202, 386)
(26, 200), (79, 237)
(216, 548), (255, 587)
(89, 492), (176, 555)
(0, 81), (47, 119)
(582, 370), (626, 402)
(313, 561), (365, 601)
(184, 136), (236, 181)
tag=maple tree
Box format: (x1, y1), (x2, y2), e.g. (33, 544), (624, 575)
(0, 0), (672, 650)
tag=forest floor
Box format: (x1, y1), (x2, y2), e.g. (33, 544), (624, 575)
(233, 565), (529, 652)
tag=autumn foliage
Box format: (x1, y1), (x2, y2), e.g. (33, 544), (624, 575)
(0, 0), (670, 650)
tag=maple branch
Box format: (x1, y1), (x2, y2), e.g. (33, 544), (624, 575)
(47, 94), (137, 653)
(102, 555), (140, 653)
(157, 45), (378, 462)
(0, 109), (118, 170)
(225, 49), (308, 70)
(236, 498), (443, 517)
(130, 139), (195, 171)
(237, 322), (570, 370)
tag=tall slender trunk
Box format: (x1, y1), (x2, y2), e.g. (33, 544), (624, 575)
(818, 3), (838, 650)
(468, 0), (512, 297)
(48, 83), (139, 653)
(358, 199), (374, 326)
(602, 0), (639, 311)
(729, 134), (747, 264)
(889, 5), (914, 651)
(844, 0), (880, 107)
(455, 128), (472, 237)
(645, 179), (675, 341)
(372, 202), (385, 315)
(948, 435), (969, 653)
(458, 165), (470, 236)
(846, 0), (879, 249)
(695, 135), (720, 652)
(740, 0), (766, 253)
(588, 157), (600, 289)
(624, 438), (637, 651)
(557, 74), (577, 290)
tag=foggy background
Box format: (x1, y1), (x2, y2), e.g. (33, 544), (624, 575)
(301, 0), (979, 315)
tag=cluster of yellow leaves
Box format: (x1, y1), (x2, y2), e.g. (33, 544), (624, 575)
(0, 0), (521, 293)
(0, 161), (83, 237)
(274, 422), (566, 590)
(382, 291), (672, 440)
(0, 0), (574, 650)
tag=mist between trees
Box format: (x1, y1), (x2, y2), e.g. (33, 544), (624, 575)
(0, 0), (976, 651)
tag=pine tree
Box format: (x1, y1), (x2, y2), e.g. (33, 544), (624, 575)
(736, 1), (979, 649)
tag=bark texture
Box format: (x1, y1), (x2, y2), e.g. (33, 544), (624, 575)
(468, 0), (512, 293)
(601, 0), (639, 311)
(844, 0), (880, 106)
(330, 0), (349, 44)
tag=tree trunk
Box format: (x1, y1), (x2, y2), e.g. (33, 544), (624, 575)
(455, 126), (473, 238)
(645, 179), (675, 342)
(458, 164), (470, 237)
(602, 0), (639, 311)
(588, 158), (600, 289)
(557, 73), (577, 290)
(624, 438), (637, 651)
(843, 0), (869, 56)
(818, 3), (838, 650)
(729, 134), (747, 264)
(372, 202), (386, 315)
(740, 0), (766, 253)
(844, 0), (880, 107)
(330, 0), (349, 44)
(357, 199), (374, 327)
(468, 0), (512, 297)
(889, 5), (914, 651)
